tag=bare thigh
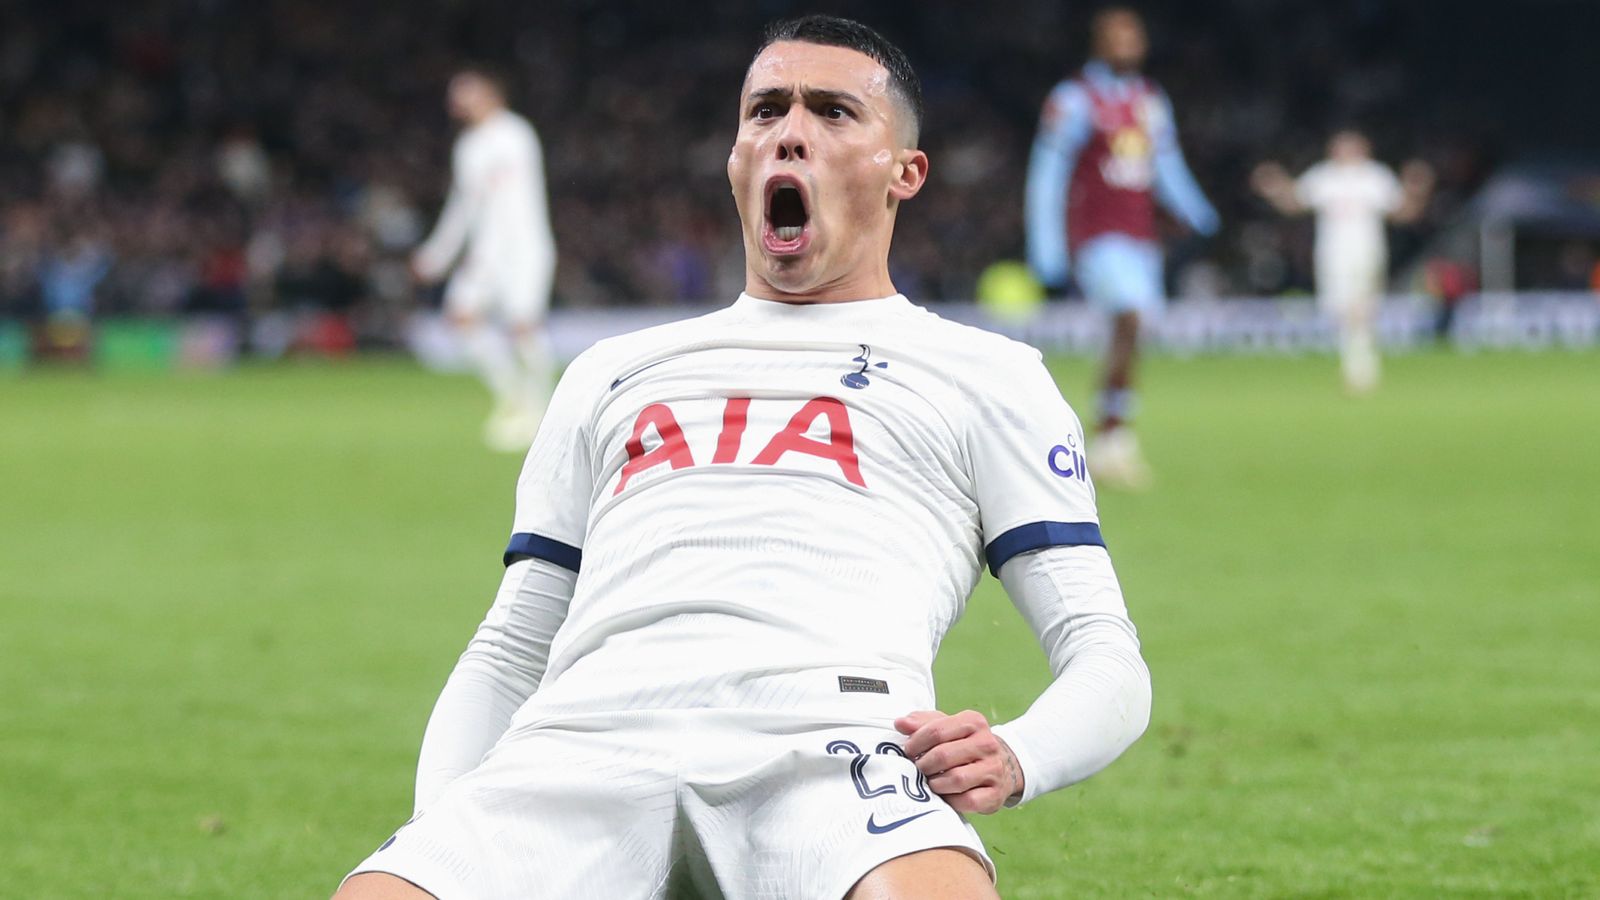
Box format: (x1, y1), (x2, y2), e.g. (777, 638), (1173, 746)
(331, 872), (437, 900)
(845, 847), (1000, 899)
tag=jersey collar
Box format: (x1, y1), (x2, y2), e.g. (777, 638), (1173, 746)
(1083, 60), (1142, 97)
(731, 292), (912, 320)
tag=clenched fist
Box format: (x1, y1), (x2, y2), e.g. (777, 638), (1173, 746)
(895, 709), (1023, 815)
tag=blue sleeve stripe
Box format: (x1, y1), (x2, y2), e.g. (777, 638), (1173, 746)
(985, 521), (1105, 575)
(504, 532), (582, 572)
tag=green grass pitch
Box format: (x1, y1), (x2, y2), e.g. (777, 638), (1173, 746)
(2, 349), (1596, 898)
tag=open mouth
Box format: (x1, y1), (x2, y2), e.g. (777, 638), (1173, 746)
(763, 176), (810, 253)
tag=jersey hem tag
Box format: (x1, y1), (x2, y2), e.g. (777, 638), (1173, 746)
(838, 676), (890, 694)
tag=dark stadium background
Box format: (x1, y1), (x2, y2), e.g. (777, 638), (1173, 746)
(3, 0), (1597, 348)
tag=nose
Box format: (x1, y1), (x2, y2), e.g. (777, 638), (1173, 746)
(774, 110), (808, 162)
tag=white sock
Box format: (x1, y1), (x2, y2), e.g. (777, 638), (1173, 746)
(1340, 325), (1380, 391)
(461, 324), (521, 407)
(512, 328), (556, 415)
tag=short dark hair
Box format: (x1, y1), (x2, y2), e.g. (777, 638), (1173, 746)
(754, 15), (923, 145)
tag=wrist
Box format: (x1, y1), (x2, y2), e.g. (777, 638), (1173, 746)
(994, 734), (1025, 804)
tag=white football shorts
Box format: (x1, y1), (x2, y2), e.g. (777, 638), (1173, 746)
(345, 710), (995, 899)
(444, 257), (550, 326)
(1315, 247), (1386, 316)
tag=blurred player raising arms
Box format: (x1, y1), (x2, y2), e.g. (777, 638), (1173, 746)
(1252, 130), (1434, 393)
(1025, 7), (1218, 489)
(338, 16), (1150, 899)
(412, 68), (557, 452)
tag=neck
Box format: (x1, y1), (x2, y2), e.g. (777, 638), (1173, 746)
(744, 260), (896, 304)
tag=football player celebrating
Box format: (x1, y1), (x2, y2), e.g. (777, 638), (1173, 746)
(339, 16), (1150, 899)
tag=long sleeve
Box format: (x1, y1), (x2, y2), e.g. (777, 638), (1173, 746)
(1150, 92), (1219, 236)
(989, 544), (1152, 805)
(1024, 83), (1091, 288)
(413, 556), (575, 813)
(413, 149), (475, 280)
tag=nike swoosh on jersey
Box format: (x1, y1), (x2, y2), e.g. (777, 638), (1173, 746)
(610, 356), (683, 390)
(865, 810), (937, 834)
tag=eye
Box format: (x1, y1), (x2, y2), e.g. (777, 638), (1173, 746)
(824, 105), (849, 120)
(752, 103), (778, 120)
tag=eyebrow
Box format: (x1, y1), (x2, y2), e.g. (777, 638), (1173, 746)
(747, 86), (867, 108)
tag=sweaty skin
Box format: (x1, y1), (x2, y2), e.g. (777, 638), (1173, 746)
(728, 42), (927, 303)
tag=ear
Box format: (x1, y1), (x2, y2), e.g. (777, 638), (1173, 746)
(888, 148), (929, 202)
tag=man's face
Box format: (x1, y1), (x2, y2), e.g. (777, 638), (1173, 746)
(1329, 131), (1371, 163)
(448, 75), (497, 125)
(1095, 12), (1148, 72)
(728, 41), (926, 299)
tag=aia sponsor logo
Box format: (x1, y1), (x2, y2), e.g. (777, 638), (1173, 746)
(615, 396), (865, 493)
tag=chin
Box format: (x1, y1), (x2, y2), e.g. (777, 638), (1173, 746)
(761, 261), (824, 296)
(748, 236), (822, 292)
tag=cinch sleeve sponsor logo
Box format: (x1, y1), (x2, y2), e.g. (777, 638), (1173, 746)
(1048, 434), (1088, 481)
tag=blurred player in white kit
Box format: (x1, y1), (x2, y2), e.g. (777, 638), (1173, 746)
(412, 68), (557, 451)
(1252, 130), (1433, 393)
(338, 16), (1150, 899)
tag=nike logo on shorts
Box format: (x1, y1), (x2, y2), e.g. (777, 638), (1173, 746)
(865, 810), (936, 834)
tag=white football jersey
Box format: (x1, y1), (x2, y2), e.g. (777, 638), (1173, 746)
(502, 294), (1102, 725)
(414, 109), (555, 314)
(1296, 159), (1402, 260)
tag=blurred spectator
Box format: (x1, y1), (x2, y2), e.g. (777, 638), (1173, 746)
(215, 127), (272, 204)
(40, 228), (112, 318)
(1423, 257), (1476, 341)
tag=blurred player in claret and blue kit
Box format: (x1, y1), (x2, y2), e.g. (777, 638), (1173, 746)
(1026, 6), (1218, 489)
(336, 13), (1150, 900)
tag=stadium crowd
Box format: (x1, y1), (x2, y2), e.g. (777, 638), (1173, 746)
(0, 0), (1513, 337)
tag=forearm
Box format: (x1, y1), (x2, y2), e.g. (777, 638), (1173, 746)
(1024, 138), (1073, 283)
(414, 189), (472, 278)
(991, 545), (1153, 804)
(414, 662), (532, 811)
(1268, 191), (1305, 215)
(1390, 192), (1430, 225)
(1155, 145), (1219, 235)
(991, 623), (1150, 802)
(1259, 178), (1304, 215)
(413, 557), (574, 812)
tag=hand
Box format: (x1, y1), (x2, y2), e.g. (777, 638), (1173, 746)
(408, 254), (436, 285)
(1250, 161), (1291, 199)
(895, 709), (1024, 814)
(1027, 258), (1069, 294)
(1400, 159), (1435, 194)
